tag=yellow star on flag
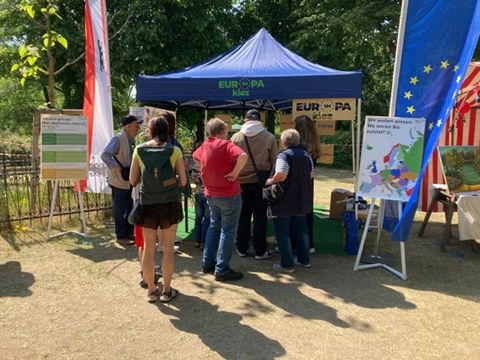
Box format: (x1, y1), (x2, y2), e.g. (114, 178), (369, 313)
(453, 64), (460, 72)
(423, 65), (433, 74)
(456, 75), (462, 83)
(410, 76), (419, 85)
(407, 106), (415, 114)
(440, 60), (450, 69)
(436, 119), (442, 127)
(428, 122), (434, 131)
(404, 91), (413, 99)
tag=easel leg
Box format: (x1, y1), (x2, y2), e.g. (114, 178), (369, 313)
(46, 180), (59, 240)
(354, 198), (376, 270)
(77, 181), (87, 236)
(419, 188), (438, 237)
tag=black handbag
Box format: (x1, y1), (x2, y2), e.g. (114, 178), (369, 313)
(113, 155), (131, 182)
(128, 200), (142, 225)
(262, 182), (286, 202)
(243, 135), (271, 186)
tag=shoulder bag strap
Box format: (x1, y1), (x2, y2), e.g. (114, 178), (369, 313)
(112, 155), (126, 168)
(243, 134), (259, 173)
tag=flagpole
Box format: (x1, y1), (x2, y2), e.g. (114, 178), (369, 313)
(389, 0), (410, 117)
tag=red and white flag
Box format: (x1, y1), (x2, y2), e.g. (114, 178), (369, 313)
(83, 0), (113, 193)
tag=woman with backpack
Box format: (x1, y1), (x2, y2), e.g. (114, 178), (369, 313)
(130, 116), (187, 303)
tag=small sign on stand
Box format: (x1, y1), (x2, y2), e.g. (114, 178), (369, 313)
(41, 114), (89, 241)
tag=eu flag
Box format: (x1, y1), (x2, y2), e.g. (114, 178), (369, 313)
(384, 0), (480, 241)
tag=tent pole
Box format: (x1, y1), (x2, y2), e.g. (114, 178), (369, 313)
(204, 107), (208, 140)
(351, 101), (356, 177)
(356, 98), (362, 179)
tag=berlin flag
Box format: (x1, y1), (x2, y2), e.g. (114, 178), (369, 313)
(83, 0), (113, 193)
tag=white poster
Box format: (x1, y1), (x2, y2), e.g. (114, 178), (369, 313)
(357, 116), (425, 201)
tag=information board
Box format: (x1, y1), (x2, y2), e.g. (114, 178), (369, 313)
(41, 115), (88, 180)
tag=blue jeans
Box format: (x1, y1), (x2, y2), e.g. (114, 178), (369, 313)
(194, 193), (210, 244)
(273, 215), (309, 268)
(203, 195), (242, 275)
(110, 185), (133, 239)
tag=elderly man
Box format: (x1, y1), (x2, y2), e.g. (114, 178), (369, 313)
(101, 115), (142, 245)
(193, 118), (247, 281)
(231, 109), (278, 259)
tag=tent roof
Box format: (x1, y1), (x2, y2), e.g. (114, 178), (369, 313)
(136, 28), (362, 110)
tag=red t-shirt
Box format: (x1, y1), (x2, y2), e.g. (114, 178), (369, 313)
(193, 137), (244, 197)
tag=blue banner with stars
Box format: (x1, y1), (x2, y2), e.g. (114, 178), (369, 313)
(384, 0), (480, 241)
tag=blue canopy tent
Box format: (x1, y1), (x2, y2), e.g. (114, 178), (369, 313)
(136, 28), (362, 110)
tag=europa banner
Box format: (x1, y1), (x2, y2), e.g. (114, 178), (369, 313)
(292, 98), (356, 122)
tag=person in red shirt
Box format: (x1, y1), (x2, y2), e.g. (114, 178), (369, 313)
(193, 118), (247, 281)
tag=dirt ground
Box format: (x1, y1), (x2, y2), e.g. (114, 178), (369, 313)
(1, 167), (480, 359)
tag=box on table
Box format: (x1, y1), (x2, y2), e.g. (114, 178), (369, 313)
(329, 188), (353, 220)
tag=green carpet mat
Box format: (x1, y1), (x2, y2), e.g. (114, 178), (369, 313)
(177, 204), (344, 255)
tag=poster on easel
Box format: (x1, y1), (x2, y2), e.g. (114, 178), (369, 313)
(357, 116), (425, 201)
(41, 115), (88, 180)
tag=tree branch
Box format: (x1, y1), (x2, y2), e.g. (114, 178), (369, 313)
(54, 8), (133, 76)
(54, 51), (85, 76)
(108, 10), (133, 41)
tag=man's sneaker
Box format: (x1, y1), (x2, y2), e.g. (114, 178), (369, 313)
(294, 259), (312, 268)
(274, 246), (280, 253)
(255, 250), (274, 260)
(309, 247), (316, 254)
(215, 269), (244, 282)
(236, 249), (247, 257)
(272, 263), (295, 273)
(202, 264), (216, 274)
(116, 238), (134, 246)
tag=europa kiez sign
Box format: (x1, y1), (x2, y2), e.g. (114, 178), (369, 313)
(218, 78), (265, 97)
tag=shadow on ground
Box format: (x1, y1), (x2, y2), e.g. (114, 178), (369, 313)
(62, 222), (137, 263)
(157, 293), (286, 360)
(0, 261), (35, 298)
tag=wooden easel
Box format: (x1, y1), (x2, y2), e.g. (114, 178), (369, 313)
(418, 185), (456, 251)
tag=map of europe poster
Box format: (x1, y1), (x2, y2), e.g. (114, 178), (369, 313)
(357, 116), (425, 201)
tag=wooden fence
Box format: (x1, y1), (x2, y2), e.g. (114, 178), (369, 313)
(0, 150), (112, 228)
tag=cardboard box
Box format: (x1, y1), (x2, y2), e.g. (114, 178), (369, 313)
(329, 188), (353, 220)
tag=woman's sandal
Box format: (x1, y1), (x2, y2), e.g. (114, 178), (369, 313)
(160, 288), (180, 303)
(147, 287), (162, 303)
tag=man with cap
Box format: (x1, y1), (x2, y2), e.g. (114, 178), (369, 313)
(231, 109), (278, 259)
(101, 114), (142, 245)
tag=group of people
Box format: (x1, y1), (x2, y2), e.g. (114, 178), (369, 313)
(101, 109), (320, 303)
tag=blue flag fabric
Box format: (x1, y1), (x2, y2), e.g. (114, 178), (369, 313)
(383, 0), (480, 241)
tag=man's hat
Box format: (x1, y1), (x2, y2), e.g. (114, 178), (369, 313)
(121, 114), (142, 127)
(244, 109), (261, 121)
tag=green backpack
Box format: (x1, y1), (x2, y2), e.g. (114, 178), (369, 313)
(138, 145), (180, 205)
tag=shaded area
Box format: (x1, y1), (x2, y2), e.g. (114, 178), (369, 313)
(0, 261), (35, 298)
(157, 294), (286, 360)
(247, 273), (352, 329)
(66, 222), (137, 263)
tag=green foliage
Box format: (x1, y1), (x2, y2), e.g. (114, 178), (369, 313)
(0, 77), (45, 135)
(10, 0), (68, 102)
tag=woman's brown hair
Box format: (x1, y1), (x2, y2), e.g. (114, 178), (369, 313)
(160, 111), (176, 138)
(148, 116), (169, 144)
(294, 115), (321, 158)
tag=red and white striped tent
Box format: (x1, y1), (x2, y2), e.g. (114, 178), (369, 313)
(420, 62), (480, 212)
